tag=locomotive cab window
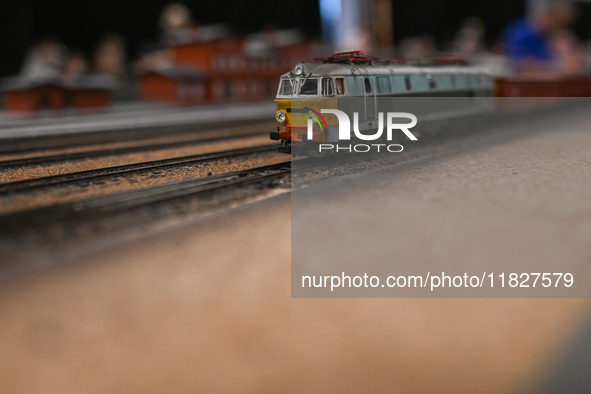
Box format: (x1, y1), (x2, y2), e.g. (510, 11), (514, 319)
(278, 80), (293, 96)
(299, 78), (318, 95)
(364, 78), (372, 94)
(335, 78), (345, 95)
(322, 78), (334, 96)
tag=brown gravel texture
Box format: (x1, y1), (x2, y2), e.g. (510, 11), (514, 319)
(0, 107), (590, 392)
(0, 134), (274, 184)
(0, 149), (287, 215)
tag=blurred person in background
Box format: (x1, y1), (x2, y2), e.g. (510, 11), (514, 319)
(399, 34), (437, 61)
(134, 3), (194, 74)
(93, 34), (127, 76)
(159, 3), (199, 45)
(551, 29), (586, 74)
(503, 0), (578, 74)
(62, 51), (89, 80)
(136, 3), (231, 73)
(20, 38), (67, 83)
(134, 4), (194, 76)
(453, 17), (511, 77)
(159, 3), (230, 45)
(93, 34), (135, 100)
(453, 17), (486, 60)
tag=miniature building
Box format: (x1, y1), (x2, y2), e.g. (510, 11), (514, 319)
(496, 76), (591, 97)
(138, 23), (316, 104)
(69, 88), (110, 110)
(65, 75), (115, 110)
(2, 79), (65, 113)
(2, 75), (115, 113)
(139, 67), (206, 104)
(167, 37), (294, 103)
(170, 37), (244, 103)
(495, 76), (591, 112)
(171, 37), (243, 72)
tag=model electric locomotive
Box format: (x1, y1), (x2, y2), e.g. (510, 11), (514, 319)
(270, 51), (495, 155)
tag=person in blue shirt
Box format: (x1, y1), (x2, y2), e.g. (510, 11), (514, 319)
(504, 1), (576, 73)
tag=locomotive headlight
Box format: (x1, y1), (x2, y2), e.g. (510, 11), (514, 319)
(294, 64), (304, 76)
(276, 110), (287, 123)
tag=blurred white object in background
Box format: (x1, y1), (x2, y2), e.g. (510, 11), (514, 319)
(20, 39), (67, 83)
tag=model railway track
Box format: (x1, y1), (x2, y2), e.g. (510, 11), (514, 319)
(0, 130), (267, 169)
(0, 145), (276, 195)
(0, 160), (301, 233)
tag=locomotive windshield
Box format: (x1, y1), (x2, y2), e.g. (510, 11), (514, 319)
(278, 80), (293, 96)
(299, 78), (318, 95)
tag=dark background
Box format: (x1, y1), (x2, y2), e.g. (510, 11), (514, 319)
(1, 0), (590, 77)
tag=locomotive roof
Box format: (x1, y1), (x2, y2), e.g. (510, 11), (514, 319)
(281, 62), (487, 79)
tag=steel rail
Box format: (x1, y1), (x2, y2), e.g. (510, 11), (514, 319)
(0, 131), (266, 169)
(0, 161), (298, 233)
(0, 145), (276, 195)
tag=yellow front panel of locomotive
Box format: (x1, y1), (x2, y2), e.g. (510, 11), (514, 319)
(275, 100), (292, 125)
(275, 98), (338, 127)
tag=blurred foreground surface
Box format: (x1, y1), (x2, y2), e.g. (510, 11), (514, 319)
(1, 112), (591, 392)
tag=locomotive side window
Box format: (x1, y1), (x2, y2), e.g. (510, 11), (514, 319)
(410, 75), (429, 91)
(279, 80), (293, 96)
(322, 78), (334, 96)
(335, 78), (345, 95)
(364, 78), (372, 94)
(435, 75), (452, 90)
(456, 75), (468, 90)
(376, 76), (391, 94)
(405, 75), (411, 91)
(346, 76), (363, 96)
(391, 76), (406, 93)
(299, 78), (318, 95)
